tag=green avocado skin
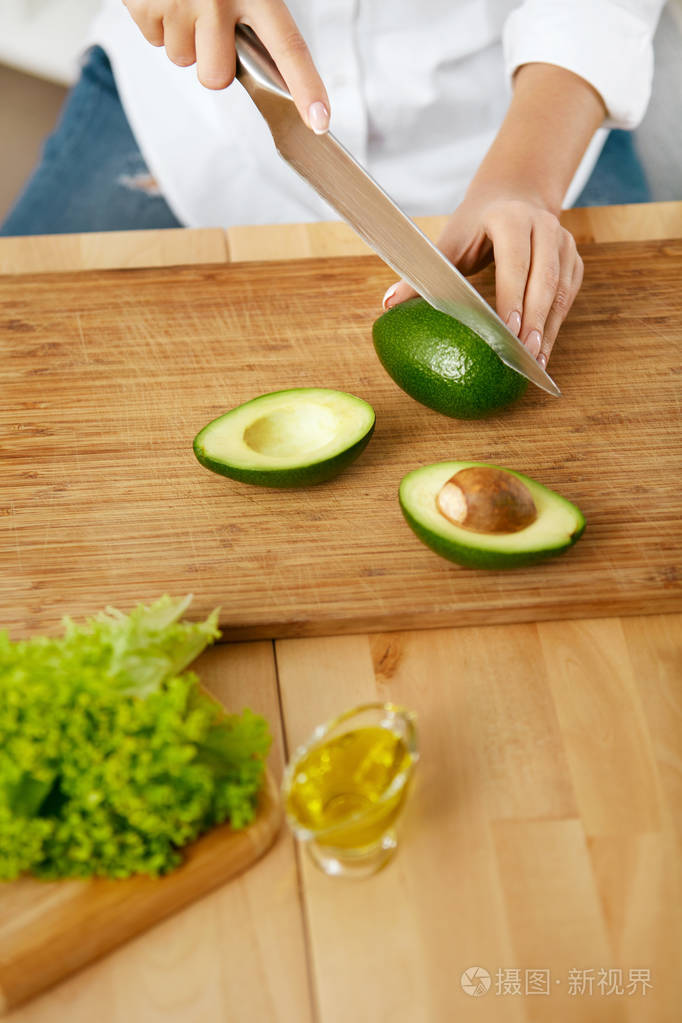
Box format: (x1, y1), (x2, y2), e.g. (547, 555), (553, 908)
(193, 425), (374, 488)
(399, 500), (585, 569)
(373, 297), (528, 419)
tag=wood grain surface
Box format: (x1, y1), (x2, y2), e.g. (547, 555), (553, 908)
(0, 228), (228, 275)
(226, 201), (682, 262)
(4, 614), (680, 1023)
(275, 616), (682, 1023)
(1, 240), (681, 639)
(2, 207), (681, 1023)
(3, 201), (681, 276)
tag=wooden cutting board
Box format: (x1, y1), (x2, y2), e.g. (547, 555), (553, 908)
(1, 239), (680, 639)
(0, 770), (280, 1015)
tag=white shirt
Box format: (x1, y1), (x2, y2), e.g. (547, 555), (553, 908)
(89, 0), (664, 229)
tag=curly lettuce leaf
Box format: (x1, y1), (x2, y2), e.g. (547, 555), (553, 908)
(0, 597), (271, 881)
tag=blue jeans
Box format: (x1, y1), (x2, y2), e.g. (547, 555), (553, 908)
(1, 45), (651, 237)
(575, 129), (651, 207)
(1, 47), (182, 236)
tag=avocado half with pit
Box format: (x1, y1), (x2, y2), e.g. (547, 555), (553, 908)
(373, 297), (527, 419)
(399, 461), (585, 569)
(193, 388), (375, 487)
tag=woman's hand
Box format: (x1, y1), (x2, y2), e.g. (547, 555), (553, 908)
(383, 63), (605, 369)
(383, 192), (583, 369)
(122, 0), (330, 132)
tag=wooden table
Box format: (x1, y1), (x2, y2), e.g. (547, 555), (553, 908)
(2, 204), (681, 1023)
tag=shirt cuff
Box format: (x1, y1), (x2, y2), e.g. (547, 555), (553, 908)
(503, 0), (664, 129)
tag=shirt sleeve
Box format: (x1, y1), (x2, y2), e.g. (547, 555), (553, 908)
(503, 0), (666, 129)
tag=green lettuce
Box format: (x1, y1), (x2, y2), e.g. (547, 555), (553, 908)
(0, 596), (270, 881)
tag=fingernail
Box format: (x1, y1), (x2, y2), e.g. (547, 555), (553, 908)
(382, 283), (399, 309)
(506, 310), (522, 336)
(524, 329), (542, 358)
(307, 101), (329, 134)
(538, 352), (547, 369)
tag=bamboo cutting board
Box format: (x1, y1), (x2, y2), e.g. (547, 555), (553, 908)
(0, 770), (280, 1014)
(1, 239), (681, 639)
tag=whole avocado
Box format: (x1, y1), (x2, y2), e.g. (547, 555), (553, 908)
(373, 297), (528, 419)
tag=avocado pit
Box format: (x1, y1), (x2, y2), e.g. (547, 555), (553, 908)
(436, 466), (537, 534)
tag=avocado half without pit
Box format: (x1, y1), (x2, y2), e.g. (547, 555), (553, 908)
(193, 388), (375, 487)
(399, 461), (585, 569)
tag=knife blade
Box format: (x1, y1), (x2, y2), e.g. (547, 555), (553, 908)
(234, 25), (560, 397)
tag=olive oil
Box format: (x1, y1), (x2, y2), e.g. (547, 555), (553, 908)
(285, 725), (413, 850)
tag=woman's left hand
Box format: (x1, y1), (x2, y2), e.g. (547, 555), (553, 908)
(382, 192), (583, 370)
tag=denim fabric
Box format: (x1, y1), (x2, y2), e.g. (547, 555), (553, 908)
(0, 47), (182, 236)
(575, 129), (651, 206)
(1, 46), (652, 237)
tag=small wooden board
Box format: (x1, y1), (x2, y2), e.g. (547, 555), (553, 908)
(0, 771), (281, 1015)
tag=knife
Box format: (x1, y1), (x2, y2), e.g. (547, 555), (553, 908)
(234, 25), (560, 397)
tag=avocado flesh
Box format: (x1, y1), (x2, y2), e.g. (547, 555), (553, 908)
(193, 388), (375, 487)
(400, 461), (585, 569)
(373, 297), (528, 419)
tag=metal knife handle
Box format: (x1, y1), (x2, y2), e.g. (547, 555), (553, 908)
(235, 24), (295, 112)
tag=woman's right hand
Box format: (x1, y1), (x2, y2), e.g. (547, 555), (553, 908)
(121, 0), (330, 132)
